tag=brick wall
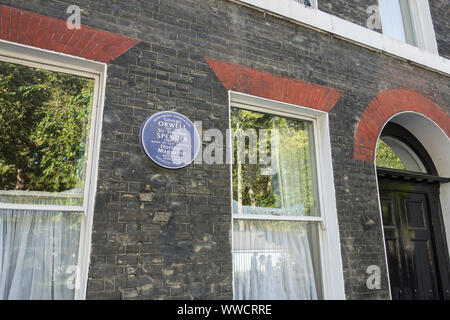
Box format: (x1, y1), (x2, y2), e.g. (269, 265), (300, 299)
(318, 0), (378, 31)
(1, 0), (449, 300)
(429, 0), (450, 59)
(319, 0), (450, 59)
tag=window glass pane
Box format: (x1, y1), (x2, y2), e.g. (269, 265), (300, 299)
(0, 210), (82, 299)
(233, 219), (322, 300)
(376, 139), (406, 171)
(376, 136), (427, 173)
(398, 0), (417, 46)
(0, 61), (95, 206)
(379, 0), (407, 42)
(231, 108), (320, 217)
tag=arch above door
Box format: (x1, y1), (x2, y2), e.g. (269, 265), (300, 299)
(375, 120), (450, 300)
(357, 89), (450, 284)
(354, 89), (450, 163)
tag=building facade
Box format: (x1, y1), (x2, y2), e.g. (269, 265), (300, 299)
(0, 0), (449, 300)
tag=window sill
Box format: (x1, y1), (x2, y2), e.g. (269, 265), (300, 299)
(230, 0), (450, 76)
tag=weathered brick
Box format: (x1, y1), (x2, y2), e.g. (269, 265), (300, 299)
(3, 0), (448, 301)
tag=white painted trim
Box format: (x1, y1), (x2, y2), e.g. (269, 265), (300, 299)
(0, 39), (106, 300)
(77, 59), (107, 301)
(233, 214), (324, 222)
(313, 109), (345, 300)
(228, 91), (236, 300)
(0, 39), (105, 76)
(0, 203), (84, 212)
(229, 0), (450, 76)
(408, 0), (438, 54)
(231, 92), (328, 120)
(373, 120), (398, 301)
(229, 91), (346, 300)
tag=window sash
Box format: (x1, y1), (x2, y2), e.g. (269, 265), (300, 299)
(230, 99), (326, 299)
(379, 0), (418, 46)
(0, 203), (84, 212)
(229, 91), (346, 300)
(0, 41), (105, 300)
(398, 0), (417, 46)
(232, 218), (324, 299)
(233, 214), (323, 223)
(0, 59), (101, 216)
(230, 102), (322, 219)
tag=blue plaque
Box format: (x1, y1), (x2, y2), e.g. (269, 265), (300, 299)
(140, 111), (201, 169)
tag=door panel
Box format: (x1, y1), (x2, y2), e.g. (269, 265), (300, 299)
(399, 192), (440, 300)
(410, 240), (437, 299)
(380, 192), (405, 299)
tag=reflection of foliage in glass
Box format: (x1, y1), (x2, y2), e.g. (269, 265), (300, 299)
(376, 139), (406, 170)
(232, 108), (277, 209)
(231, 108), (316, 215)
(0, 61), (94, 192)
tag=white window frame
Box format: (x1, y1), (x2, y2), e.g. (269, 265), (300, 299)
(230, 0), (449, 75)
(0, 39), (107, 300)
(405, 0), (438, 54)
(229, 91), (346, 300)
(378, 0), (438, 54)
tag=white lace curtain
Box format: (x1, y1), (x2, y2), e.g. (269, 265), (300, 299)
(0, 209), (81, 300)
(233, 220), (318, 300)
(273, 120), (314, 215)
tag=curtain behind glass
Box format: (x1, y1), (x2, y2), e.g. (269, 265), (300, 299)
(231, 108), (319, 217)
(233, 220), (320, 300)
(0, 210), (81, 300)
(274, 117), (317, 216)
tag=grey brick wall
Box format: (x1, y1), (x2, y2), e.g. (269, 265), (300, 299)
(2, 0), (449, 300)
(318, 0), (378, 31)
(319, 0), (450, 59)
(429, 0), (450, 59)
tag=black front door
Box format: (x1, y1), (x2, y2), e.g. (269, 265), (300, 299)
(379, 178), (450, 300)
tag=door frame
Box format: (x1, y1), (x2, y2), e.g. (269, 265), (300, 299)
(378, 175), (450, 299)
(375, 122), (450, 299)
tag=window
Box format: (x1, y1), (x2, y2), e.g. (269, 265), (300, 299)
(378, 0), (438, 53)
(0, 42), (104, 300)
(376, 137), (427, 173)
(378, 0), (417, 45)
(296, 0), (317, 9)
(230, 92), (345, 300)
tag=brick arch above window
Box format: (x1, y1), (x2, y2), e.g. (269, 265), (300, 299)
(0, 5), (139, 64)
(204, 57), (343, 112)
(354, 89), (450, 162)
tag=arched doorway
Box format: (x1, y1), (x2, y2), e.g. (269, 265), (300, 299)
(376, 121), (450, 300)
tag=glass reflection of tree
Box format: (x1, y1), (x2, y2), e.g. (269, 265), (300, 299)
(0, 61), (94, 193)
(231, 108), (315, 215)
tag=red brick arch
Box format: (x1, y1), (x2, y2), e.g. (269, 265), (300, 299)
(0, 5), (139, 64)
(204, 57), (343, 112)
(354, 89), (450, 162)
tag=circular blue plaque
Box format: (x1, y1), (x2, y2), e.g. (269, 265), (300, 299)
(140, 111), (201, 169)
